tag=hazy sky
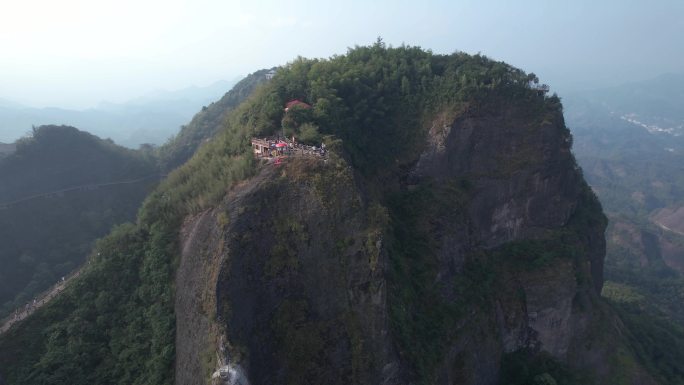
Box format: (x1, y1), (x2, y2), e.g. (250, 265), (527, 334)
(1, 0), (682, 109)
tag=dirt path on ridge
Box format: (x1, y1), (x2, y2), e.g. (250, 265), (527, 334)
(0, 266), (83, 335)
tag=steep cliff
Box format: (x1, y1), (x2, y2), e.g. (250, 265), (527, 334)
(0, 44), (659, 385)
(175, 96), (649, 384)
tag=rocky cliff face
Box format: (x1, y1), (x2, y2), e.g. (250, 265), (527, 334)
(422, 99), (606, 352)
(394, 98), (616, 384)
(175, 97), (652, 384)
(414, 100), (580, 245)
(411, 98), (604, 289)
(177, 154), (399, 384)
(0, 46), (664, 385)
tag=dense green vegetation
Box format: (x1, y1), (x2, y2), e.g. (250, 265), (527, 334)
(0, 42), (598, 384)
(0, 121), (255, 383)
(602, 288), (684, 384)
(386, 180), (471, 382)
(0, 74), (261, 384)
(0, 126), (156, 202)
(0, 125), (157, 319)
(0, 223), (174, 384)
(216, 39), (551, 176)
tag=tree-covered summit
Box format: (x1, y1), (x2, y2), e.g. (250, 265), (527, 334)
(237, 40), (553, 175)
(0, 44), (567, 385)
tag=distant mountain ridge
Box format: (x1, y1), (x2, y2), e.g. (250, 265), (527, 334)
(105, 79), (238, 108)
(0, 79), (237, 148)
(0, 45), (661, 385)
(0, 98), (24, 109)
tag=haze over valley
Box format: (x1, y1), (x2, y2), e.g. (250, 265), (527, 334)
(0, 79), (236, 148)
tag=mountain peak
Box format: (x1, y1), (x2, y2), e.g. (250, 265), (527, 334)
(0, 45), (656, 385)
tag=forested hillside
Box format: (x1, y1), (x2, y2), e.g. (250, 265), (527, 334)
(0, 125), (158, 319)
(0, 43), (676, 385)
(0, 69), (262, 321)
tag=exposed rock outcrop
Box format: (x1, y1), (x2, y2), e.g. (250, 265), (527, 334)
(175, 168), (275, 385)
(213, 156), (399, 385)
(175, 98), (651, 384)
